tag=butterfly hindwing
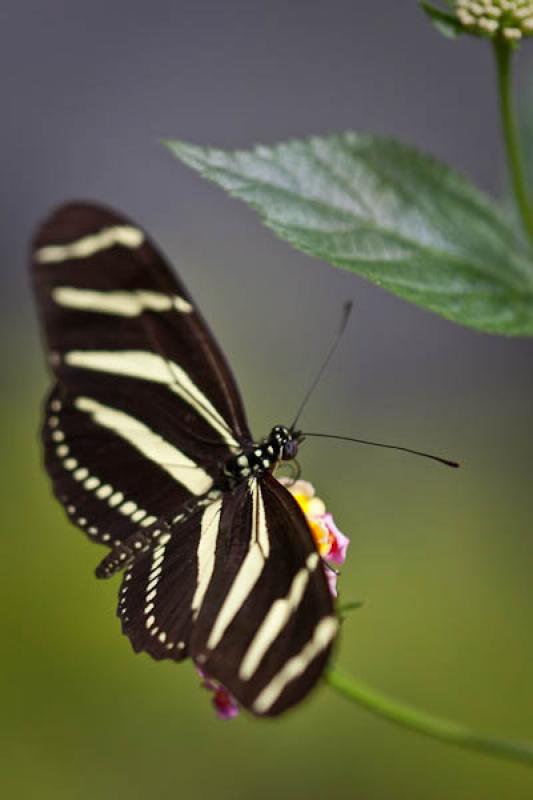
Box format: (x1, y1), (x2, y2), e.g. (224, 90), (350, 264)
(42, 386), (211, 546)
(32, 203), (252, 548)
(118, 510), (206, 662)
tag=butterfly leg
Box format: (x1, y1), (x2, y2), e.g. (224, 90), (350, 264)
(95, 522), (172, 579)
(274, 458), (302, 486)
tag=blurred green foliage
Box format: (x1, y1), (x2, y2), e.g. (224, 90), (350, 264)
(2, 338), (533, 800)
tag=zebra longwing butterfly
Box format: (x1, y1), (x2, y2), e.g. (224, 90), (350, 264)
(30, 202), (339, 717)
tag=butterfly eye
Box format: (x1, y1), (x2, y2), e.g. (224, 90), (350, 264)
(281, 439), (298, 461)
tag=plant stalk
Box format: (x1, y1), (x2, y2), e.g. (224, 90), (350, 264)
(326, 667), (533, 767)
(494, 39), (533, 243)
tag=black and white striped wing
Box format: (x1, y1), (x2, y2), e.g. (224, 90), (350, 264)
(119, 475), (338, 716)
(31, 202), (251, 549)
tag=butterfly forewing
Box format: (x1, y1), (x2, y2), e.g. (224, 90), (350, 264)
(119, 476), (337, 716)
(192, 475), (337, 716)
(32, 203), (251, 546)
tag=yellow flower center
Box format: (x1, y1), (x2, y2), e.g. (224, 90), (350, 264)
(291, 490), (333, 557)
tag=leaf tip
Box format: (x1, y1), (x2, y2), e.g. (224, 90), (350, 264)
(164, 138), (206, 165)
(419, 1), (464, 39)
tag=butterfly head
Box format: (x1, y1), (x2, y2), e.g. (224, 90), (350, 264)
(269, 425), (302, 461)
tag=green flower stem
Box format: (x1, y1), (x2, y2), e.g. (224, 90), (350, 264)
(494, 39), (533, 244)
(326, 667), (533, 767)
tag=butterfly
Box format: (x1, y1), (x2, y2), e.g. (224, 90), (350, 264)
(30, 202), (340, 717)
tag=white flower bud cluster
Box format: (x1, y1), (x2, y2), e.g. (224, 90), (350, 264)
(456, 0), (533, 41)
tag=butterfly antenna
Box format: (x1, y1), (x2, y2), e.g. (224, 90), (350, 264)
(290, 301), (353, 432)
(301, 432), (460, 469)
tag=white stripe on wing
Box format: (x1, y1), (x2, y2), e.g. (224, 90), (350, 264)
(206, 480), (269, 650)
(64, 349), (239, 448)
(191, 498), (224, 620)
(35, 226), (144, 263)
(252, 616), (338, 714)
(239, 552), (320, 681)
(52, 287), (192, 315)
(74, 396), (213, 495)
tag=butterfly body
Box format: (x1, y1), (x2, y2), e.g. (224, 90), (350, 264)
(97, 426), (301, 579)
(30, 202), (338, 717)
(221, 425), (301, 489)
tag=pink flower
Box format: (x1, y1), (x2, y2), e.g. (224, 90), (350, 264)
(323, 513), (350, 566)
(278, 478), (350, 596)
(196, 666), (240, 720)
(211, 685), (240, 720)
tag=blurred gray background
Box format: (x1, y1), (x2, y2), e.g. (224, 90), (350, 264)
(2, 2), (533, 799)
(2, 0), (533, 404)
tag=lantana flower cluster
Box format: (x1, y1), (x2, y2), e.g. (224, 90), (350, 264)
(455, 0), (533, 41)
(280, 478), (350, 597)
(198, 478), (350, 719)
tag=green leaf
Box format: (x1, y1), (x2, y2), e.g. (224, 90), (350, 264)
(166, 134), (533, 336)
(419, 2), (464, 39)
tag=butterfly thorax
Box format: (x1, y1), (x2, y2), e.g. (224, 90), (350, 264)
(221, 425), (300, 490)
